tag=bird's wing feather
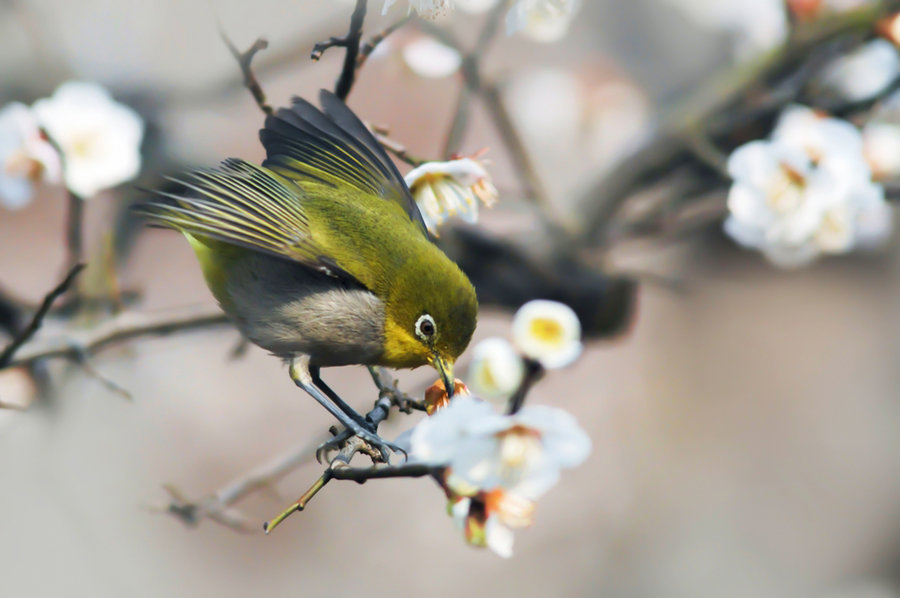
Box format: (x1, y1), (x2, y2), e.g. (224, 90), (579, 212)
(259, 89), (429, 235)
(137, 157), (360, 283)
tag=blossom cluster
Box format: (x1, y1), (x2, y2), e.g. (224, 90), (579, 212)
(724, 105), (893, 267)
(410, 300), (589, 557)
(0, 81), (144, 209)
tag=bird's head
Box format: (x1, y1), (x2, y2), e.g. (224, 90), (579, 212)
(380, 248), (477, 395)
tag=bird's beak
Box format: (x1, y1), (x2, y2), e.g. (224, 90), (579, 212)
(432, 353), (455, 398)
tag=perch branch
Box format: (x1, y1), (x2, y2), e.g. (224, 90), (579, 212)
(264, 368), (432, 534)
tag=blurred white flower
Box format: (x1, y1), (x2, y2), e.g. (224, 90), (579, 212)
(450, 489), (535, 557)
(817, 39), (900, 103)
(405, 157), (498, 235)
(512, 299), (582, 368)
(0, 102), (61, 209)
(863, 122), (900, 180)
(507, 68), (583, 152)
(411, 396), (591, 500)
(33, 81), (144, 198)
(467, 337), (526, 402)
(382, 0), (454, 19)
(456, 0), (500, 12)
(660, 0), (787, 58)
(506, 0), (582, 42)
(771, 104), (863, 160)
(401, 37), (462, 78)
(724, 107), (893, 267)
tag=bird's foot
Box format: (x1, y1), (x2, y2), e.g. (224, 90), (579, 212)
(316, 425), (406, 465)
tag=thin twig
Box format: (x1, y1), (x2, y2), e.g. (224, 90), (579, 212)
(156, 433), (328, 532)
(481, 83), (570, 232)
(65, 193), (84, 278)
(312, 0), (367, 100)
(0, 264), (85, 369)
(439, 4), (504, 157)
(220, 29), (274, 116)
(372, 129), (428, 167)
(506, 358), (544, 415)
(356, 15), (412, 72)
(264, 369), (424, 533)
(4, 304), (229, 368)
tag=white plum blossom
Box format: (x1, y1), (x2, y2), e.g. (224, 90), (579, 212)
(0, 102), (61, 209)
(411, 396), (591, 500)
(401, 37), (462, 78)
(450, 489), (535, 557)
(412, 395), (589, 555)
(405, 157), (498, 235)
(817, 39), (900, 103)
(724, 105), (893, 267)
(33, 81), (144, 198)
(467, 337), (526, 402)
(512, 299), (582, 368)
(506, 0), (582, 42)
(863, 122), (900, 180)
(382, 0), (454, 19)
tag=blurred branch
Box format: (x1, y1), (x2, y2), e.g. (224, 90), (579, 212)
(0, 264), (85, 370)
(506, 358), (544, 415)
(5, 304), (229, 368)
(312, 0), (367, 100)
(439, 226), (637, 339)
(575, 1), (900, 247)
(371, 125), (427, 166)
(220, 31), (273, 116)
(356, 15), (412, 72)
(157, 433), (328, 532)
(64, 194), (84, 278)
(417, 14), (570, 232)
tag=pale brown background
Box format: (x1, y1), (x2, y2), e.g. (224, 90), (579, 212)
(2, 1), (900, 597)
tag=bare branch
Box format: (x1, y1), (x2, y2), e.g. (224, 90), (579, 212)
(64, 193), (84, 279)
(356, 15), (412, 72)
(264, 370), (427, 534)
(220, 30), (273, 116)
(0, 264), (85, 369)
(312, 0), (367, 100)
(370, 127), (428, 166)
(155, 434), (328, 532)
(506, 358), (544, 415)
(5, 304), (229, 369)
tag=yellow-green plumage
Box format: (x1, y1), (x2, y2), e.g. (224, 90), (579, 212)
(139, 90), (477, 384)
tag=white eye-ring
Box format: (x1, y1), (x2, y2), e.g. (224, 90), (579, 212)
(415, 314), (437, 341)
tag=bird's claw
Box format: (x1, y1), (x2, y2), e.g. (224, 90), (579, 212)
(315, 426), (407, 465)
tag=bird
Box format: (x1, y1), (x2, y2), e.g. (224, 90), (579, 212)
(138, 90), (478, 458)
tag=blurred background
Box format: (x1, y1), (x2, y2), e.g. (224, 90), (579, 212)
(3, 1), (900, 597)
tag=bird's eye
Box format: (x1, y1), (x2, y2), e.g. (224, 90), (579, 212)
(415, 314), (436, 341)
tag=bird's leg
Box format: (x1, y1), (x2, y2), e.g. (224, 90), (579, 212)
(289, 356), (402, 462)
(309, 366), (371, 431)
